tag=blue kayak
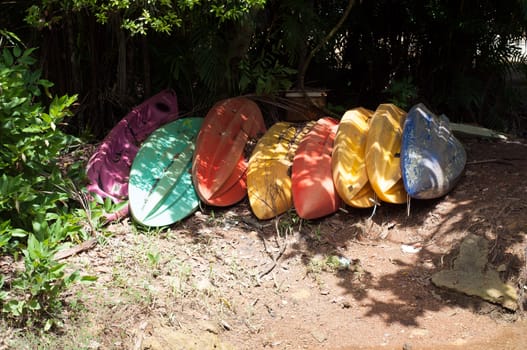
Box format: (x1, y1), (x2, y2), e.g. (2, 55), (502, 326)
(401, 103), (466, 199)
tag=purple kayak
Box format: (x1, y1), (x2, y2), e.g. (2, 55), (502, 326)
(86, 90), (180, 219)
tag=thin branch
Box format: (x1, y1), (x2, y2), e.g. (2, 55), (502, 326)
(466, 159), (514, 165)
(54, 238), (97, 261)
(258, 217), (289, 280)
(298, 0), (356, 89)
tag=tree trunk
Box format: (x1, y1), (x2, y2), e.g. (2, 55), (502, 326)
(66, 12), (81, 93)
(116, 19), (127, 98)
(142, 35), (151, 97)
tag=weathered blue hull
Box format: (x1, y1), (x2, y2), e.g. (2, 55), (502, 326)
(401, 103), (466, 199)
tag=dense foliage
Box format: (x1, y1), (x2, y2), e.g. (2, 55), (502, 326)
(2, 0), (525, 136)
(25, 0), (267, 35)
(0, 36), (95, 329)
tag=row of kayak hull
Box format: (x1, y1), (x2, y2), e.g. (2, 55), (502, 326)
(87, 93), (467, 226)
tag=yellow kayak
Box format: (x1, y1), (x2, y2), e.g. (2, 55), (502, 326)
(365, 104), (408, 204)
(332, 107), (375, 208)
(247, 121), (314, 220)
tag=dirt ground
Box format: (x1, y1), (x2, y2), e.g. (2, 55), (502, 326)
(4, 136), (527, 350)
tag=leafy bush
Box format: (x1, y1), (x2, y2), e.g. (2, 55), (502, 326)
(2, 233), (82, 331)
(385, 77), (418, 110)
(0, 42), (93, 329)
(239, 52), (297, 95)
(26, 0), (267, 35)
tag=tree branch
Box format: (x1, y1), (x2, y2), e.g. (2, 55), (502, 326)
(298, 0), (356, 90)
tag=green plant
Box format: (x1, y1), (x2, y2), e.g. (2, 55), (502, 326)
(206, 209), (219, 226)
(306, 254), (351, 277)
(1, 234), (95, 330)
(312, 224), (323, 242)
(146, 251), (161, 268)
(172, 262), (193, 298)
(239, 50), (297, 95)
(276, 210), (302, 237)
(307, 256), (324, 275)
(137, 223), (170, 237)
(0, 219), (26, 255)
(0, 43), (96, 329)
(0, 44), (77, 228)
(26, 0), (267, 36)
(326, 102), (347, 117)
(385, 76), (418, 109)
(73, 189), (129, 237)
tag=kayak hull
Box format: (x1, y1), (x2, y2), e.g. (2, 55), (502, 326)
(332, 107), (375, 208)
(129, 118), (203, 227)
(401, 103), (467, 199)
(365, 103), (408, 204)
(247, 122), (314, 220)
(192, 97), (266, 206)
(86, 89), (179, 203)
(292, 117), (341, 219)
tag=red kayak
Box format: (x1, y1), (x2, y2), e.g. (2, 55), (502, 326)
(86, 90), (179, 219)
(292, 117), (341, 219)
(192, 97), (266, 206)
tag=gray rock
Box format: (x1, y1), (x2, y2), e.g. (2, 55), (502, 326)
(431, 234), (518, 310)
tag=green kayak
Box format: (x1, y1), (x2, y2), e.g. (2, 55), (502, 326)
(129, 117), (203, 226)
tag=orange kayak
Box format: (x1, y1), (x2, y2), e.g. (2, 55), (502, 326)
(365, 103), (408, 204)
(292, 117), (341, 219)
(192, 97), (266, 206)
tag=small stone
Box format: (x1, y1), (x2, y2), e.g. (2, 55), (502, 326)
(87, 340), (101, 349)
(409, 328), (429, 338)
(196, 278), (213, 291)
(220, 320), (232, 331)
(497, 264), (507, 272)
(311, 330), (327, 343)
(200, 320), (219, 334)
(291, 288), (311, 301)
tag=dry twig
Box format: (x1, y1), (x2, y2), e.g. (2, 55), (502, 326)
(54, 238), (97, 260)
